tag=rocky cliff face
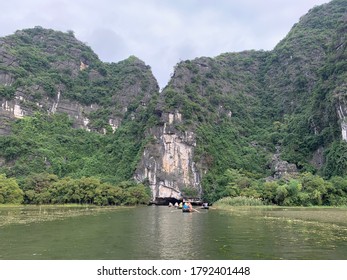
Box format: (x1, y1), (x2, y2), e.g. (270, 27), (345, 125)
(0, 28), (158, 134)
(269, 146), (298, 179)
(336, 94), (347, 141)
(332, 22), (347, 142)
(0, 91), (97, 129)
(134, 110), (201, 204)
(0, 87), (126, 133)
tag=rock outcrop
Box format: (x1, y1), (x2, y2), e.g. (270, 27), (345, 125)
(0, 91), (99, 130)
(134, 110), (201, 204)
(270, 146), (298, 179)
(336, 94), (347, 142)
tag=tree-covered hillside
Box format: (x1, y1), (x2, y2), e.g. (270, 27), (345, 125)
(0, 0), (346, 205)
(262, 0), (347, 175)
(0, 27), (159, 133)
(0, 27), (159, 205)
(157, 0), (347, 202)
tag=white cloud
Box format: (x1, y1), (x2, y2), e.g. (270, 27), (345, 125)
(0, 0), (330, 88)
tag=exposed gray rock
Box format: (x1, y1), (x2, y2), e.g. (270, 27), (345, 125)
(310, 147), (325, 170)
(270, 146), (298, 179)
(134, 110), (202, 204)
(336, 90), (347, 141)
(0, 72), (14, 86)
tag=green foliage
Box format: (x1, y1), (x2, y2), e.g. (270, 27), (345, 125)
(19, 174), (150, 206)
(181, 186), (199, 198)
(210, 168), (347, 206)
(94, 183), (124, 206)
(0, 113), (148, 184)
(122, 184), (151, 205)
(0, 174), (24, 204)
(214, 196), (264, 207)
(326, 176), (347, 205)
(251, 0), (347, 179)
(324, 141), (347, 177)
(0, 109), (152, 205)
(0, 85), (16, 98)
(197, 122), (270, 202)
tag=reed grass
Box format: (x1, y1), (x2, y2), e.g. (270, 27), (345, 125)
(0, 204), (130, 227)
(214, 196), (265, 207)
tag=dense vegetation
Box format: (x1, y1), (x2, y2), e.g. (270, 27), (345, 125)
(162, 0), (347, 204)
(265, 0), (347, 176)
(0, 172), (150, 205)
(0, 27), (158, 205)
(211, 168), (347, 206)
(0, 0), (346, 206)
(0, 113), (148, 180)
(0, 113), (153, 205)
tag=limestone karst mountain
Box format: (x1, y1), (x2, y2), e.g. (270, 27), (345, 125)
(0, 0), (346, 204)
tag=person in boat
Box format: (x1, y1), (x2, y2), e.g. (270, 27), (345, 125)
(178, 202), (183, 209)
(188, 202), (193, 211)
(183, 202), (190, 211)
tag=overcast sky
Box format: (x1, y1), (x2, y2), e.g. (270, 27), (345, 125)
(0, 0), (330, 88)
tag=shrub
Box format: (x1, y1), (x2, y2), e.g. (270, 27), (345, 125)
(0, 174), (24, 204)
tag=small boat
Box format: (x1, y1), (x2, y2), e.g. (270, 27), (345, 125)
(201, 203), (209, 209)
(182, 202), (193, 212)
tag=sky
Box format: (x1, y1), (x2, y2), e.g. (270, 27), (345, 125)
(0, 0), (330, 88)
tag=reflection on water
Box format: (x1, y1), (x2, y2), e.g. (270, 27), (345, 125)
(0, 206), (347, 260)
(128, 206), (200, 259)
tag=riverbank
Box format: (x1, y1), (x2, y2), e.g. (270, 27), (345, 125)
(214, 204), (347, 226)
(0, 204), (132, 227)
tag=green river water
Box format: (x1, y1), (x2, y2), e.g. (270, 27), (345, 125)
(0, 205), (346, 260)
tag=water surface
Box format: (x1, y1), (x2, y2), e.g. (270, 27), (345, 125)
(0, 206), (346, 259)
